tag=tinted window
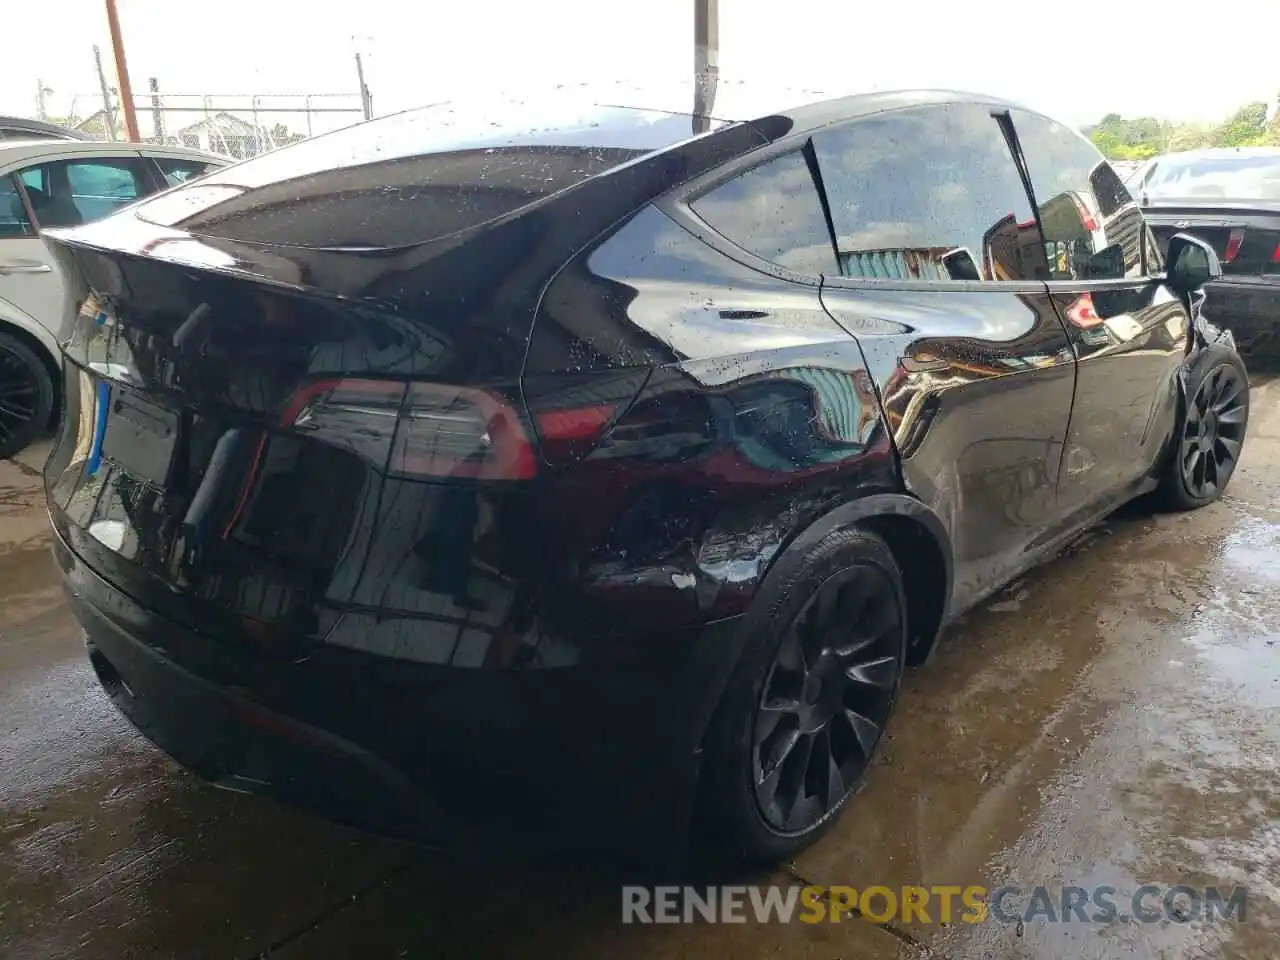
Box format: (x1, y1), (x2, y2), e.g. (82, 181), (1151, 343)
(1010, 109), (1143, 281)
(0, 175), (33, 238)
(689, 151), (836, 275)
(153, 157), (216, 186)
(811, 103), (1048, 282)
(17, 158), (151, 228)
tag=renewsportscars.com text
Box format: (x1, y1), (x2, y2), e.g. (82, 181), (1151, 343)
(621, 884), (1248, 925)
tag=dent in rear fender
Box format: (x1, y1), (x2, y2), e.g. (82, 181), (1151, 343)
(541, 348), (900, 636)
(523, 202), (902, 630)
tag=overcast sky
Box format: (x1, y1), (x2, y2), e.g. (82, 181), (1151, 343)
(3, 0), (1278, 133)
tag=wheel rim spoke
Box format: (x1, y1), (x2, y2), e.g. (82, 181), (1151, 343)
(757, 725), (801, 786)
(765, 731), (814, 827)
(842, 708), (881, 757)
(1215, 376), (1243, 409)
(1214, 436), (1240, 471)
(1181, 440), (1199, 472)
(815, 729), (845, 811)
(1217, 406), (1246, 425)
(845, 655), (898, 689)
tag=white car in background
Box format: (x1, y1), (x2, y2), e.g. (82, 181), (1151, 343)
(0, 139), (227, 457)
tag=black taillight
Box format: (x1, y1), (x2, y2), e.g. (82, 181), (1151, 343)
(393, 383), (536, 480)
(285, 378), (407, 465)
(283, 378), (536, 481)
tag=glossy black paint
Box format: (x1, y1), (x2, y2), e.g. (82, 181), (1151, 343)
(41, 89), (1235, 864)
(821, 284), (1075, 613)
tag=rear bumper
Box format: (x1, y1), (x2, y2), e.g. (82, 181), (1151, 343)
(53, 525), (744, 867)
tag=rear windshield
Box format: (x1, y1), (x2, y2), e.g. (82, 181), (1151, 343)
(135, 96), (728, 248)
(1140, 153), (1280, 201)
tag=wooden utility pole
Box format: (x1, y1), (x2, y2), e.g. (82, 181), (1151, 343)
(104, 0), (141, 140)
(92, 45), (119, 140)
(693, 0), (719, 134)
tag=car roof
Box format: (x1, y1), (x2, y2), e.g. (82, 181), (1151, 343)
(743, 87), (1028, 135)
(0, 139), (227, 167)
(0, 115), (92, 140)
(361, 82), (1030, 138)
(1150, 146), (1280, 162)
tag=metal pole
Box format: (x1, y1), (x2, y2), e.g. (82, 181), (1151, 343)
(36, 80), (48, 120)
(104, 0), (141, 140)
(251, 95), (261, 155)
(693, 0), (719, 134)
(93, 45), (119, 140)
(149, 77), (164, 141)
(355, 52), (373, 121)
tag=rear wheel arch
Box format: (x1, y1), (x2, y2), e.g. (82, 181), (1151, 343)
(784, 494), (953, 666)
(698, 493), (953, 745)
(692, 496), (952, 861)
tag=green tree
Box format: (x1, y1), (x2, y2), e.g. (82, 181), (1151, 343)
(1087, 100), (1280, 158)
(1215, 102), (1269, 147)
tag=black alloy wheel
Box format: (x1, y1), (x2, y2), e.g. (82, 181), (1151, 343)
(751, 563), (902, 835)
(1180, 362), (1246, 501)
(0, 332), (53, 459)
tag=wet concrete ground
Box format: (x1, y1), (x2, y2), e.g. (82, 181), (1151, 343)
(2, 380), (1278, 959)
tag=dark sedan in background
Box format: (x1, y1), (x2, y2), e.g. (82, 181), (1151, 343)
(1132, 147), (1280, 365)
(39, 86), (1247, 869)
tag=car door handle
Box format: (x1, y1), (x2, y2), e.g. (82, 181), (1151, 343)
(0, 260), (53, 275)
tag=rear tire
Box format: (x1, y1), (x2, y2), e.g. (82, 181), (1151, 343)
(1156, 347), (1249, 512)
(698, 526), (907, 865)
(0, 331), (54, 460)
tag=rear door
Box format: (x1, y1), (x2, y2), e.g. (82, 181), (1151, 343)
(1007, 109), (1189, 516)
(812, 102), (1076, 612)
(0, 154), (155, 340)
(0, 172), (60, 336)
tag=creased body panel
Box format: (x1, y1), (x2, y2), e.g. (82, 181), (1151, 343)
(821, 285), (1075, 614)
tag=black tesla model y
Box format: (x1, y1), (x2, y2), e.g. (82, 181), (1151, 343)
(42, 87), (1250, 866)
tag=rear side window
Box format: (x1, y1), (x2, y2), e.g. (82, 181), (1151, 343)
(1010, 109), (1144, 281)
(153, 157), (216, 186)
(0, 175), (33, 237)
(688, 151), (837, 275)
(15, 158), (151, 228)
(811, 103), (1048, 282)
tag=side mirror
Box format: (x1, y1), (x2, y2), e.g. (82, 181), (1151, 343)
(1165, 233), (1221, 295)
